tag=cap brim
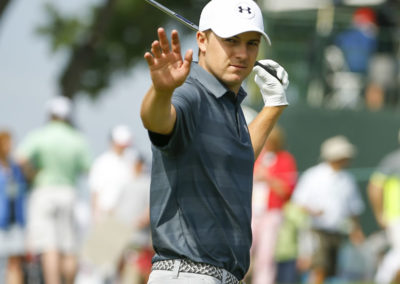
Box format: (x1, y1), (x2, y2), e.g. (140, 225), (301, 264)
(211, 25), (271, 45)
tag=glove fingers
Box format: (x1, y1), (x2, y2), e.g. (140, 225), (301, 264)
(282, 73), (289, 89)
(253, 66), (276, 82)
(277, 67), (289, 89)
(258, 59), (279, 68)
(256, 60), (289, 86)
(254, 59), (289, 107)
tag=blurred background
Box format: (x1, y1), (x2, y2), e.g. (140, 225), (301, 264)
(0, 0), (399, 283)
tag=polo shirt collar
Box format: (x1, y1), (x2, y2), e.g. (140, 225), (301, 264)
(190, 62), (247, 104)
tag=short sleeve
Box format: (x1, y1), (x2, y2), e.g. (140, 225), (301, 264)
(149, 83), (201, 154)
(88, 158), (103, 192)
(376, 150), (400, 176)
(291, 170), (313, 207)
(15, 131), (40, 166)
(347, 176), (365, 216)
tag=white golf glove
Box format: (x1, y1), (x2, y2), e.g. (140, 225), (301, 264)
(253, 59), (289, 107)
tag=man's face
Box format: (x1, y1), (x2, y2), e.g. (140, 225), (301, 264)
(197, 31), (261, 93)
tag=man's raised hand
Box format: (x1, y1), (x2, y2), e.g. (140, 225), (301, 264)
(144, 28), (193, 95)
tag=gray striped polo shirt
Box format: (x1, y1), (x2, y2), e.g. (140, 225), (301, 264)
(149, 62), (255, 280)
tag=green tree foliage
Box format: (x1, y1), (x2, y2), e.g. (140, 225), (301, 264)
(37, 0), (205, 99)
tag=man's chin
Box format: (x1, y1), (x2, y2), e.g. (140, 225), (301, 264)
(226, 74), (246, 85)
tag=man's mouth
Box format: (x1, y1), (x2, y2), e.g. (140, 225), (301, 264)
(230, 64), (247, 69)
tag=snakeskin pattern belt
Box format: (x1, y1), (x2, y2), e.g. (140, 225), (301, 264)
(152, 259), (240, 284)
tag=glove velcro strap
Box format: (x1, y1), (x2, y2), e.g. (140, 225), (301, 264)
(263, 94), (289, 107)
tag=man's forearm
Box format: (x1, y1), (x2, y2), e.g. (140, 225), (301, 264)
(140, 85), (177, 134)
(248, 106), (286, 158)
(367, 182), (384, 225)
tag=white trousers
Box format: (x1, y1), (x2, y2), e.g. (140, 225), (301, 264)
(375, 219), (400, 284)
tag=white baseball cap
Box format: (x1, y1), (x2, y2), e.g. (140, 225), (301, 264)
(320, 135), (356, 161)
(47, 96), (72, 119)
(199, 0), (271, 45)
(111, 125), (132, 147)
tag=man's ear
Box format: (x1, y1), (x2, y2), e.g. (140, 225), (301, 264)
(197, 31), (208, 54)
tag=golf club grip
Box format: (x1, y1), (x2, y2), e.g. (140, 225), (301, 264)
(254, 61), (282, 84)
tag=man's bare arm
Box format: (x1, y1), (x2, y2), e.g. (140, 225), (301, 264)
(140, 86), (177, 134)
(367, 180), (385, 227)
(248, 106), (286, 158)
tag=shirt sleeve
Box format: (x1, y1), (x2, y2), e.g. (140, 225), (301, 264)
(291, 170), (313, 207)
(376, 150), (400, 176)
(88, 158), (103, 193)
(149, 82), (201, 154)
(275, 152), (298, 197)
(346, 175), (365, 216)
(369, 150), (400, 188)
(15, 131), (40, 166)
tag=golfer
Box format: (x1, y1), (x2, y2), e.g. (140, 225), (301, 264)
(140, 0), (289, 283)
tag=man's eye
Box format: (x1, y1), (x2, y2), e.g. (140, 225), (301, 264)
(248, 41), (259, 46)
(225, 38), (236, 43)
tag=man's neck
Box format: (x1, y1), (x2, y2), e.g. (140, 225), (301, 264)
(198, 60), (241, 95)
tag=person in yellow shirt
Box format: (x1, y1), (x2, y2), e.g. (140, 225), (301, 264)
(368, 129), (400, 284)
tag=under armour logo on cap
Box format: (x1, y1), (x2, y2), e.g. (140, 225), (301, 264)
(236, 3), (255, 19)
(238, 6), (251, 14)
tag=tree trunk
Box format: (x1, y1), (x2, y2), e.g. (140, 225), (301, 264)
(0, 0), (12, 23)
(60, 0), (118, 99)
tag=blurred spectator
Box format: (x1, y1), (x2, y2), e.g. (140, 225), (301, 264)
(274, 202), (309, 284)
(292, 135), (365, 284)
(0, 130), (28, 284)
(249, 126), (298, 284)
(16, 96), (91, 284)
(367, 129), (400, 284)
(335, 8), (377, 75)
(82, 125), (152, 284)
(89, 125), (135, 223)
(366, 0), (400, 109)
(323, 7), (378, 109)
(115, 156), (152, 284)
(83, 125), (136, 283)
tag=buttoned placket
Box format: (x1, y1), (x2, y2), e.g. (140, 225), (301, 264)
(226, 91), (241, 138)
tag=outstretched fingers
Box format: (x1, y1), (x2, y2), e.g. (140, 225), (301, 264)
(151, 40), (162, 58)
(144, 27), (192, 74)
(158, 27), (171, 54)
(182, 49), (193, 69)
(171, 30), (181, 55)
(144, 52), (154, 66)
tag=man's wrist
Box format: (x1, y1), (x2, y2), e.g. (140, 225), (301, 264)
(262, 92), (288, 107)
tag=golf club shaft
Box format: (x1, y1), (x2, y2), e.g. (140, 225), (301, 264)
(145, 0), (199, 31)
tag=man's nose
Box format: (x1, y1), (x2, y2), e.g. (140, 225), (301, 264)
(234, 43), (249, 59)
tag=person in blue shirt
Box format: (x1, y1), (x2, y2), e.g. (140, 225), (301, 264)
(0, 130), (28, 284)
(334, 7), (377, 75)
